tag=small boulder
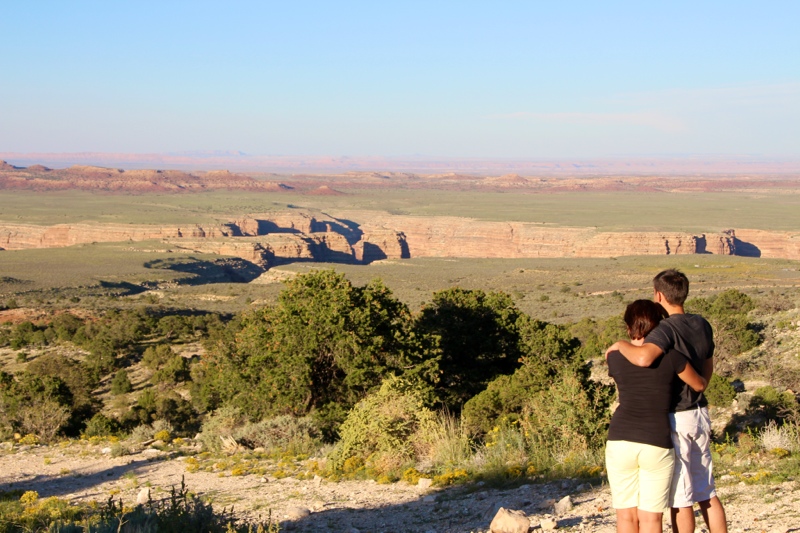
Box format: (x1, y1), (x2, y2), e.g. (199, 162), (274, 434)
(101, 447), (112, 454)
(489, 507), (530, 533)
(554, 495), (573, 515)
(136, 487), (150, 505)
(418, 477), (433, 489)
(537, 498), (556, 510)
(540, 517), (558, 530)
(314, 474), (323, 487)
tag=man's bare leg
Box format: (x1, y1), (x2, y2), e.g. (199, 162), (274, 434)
(671, 506), (695, 533)
(698, 496), (728, 533)
(616, 507), (639, 533)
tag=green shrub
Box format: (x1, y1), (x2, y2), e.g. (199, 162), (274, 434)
(142, 344), (175, 370)
(749, 386), (798, 423)
(197, 406), (247, 452)
(328, 376), (436, 475)
(0, 479), (278, 532)
(687, 290), (763, 359)
(413, 287), (523, 411)
(463, 317), (583, 433)
(194, 270), (435, 440)
(521, 371), (612, 454)
(83, 413), (121, 438)
(151, 355), (190, 384)
(234, 415), (322, 456)
(705, 374), (737, 407)
(111, 369), (133, 395)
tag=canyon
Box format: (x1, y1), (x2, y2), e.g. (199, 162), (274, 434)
(1, 161), (798, 271)
(2, 211), (797, 271)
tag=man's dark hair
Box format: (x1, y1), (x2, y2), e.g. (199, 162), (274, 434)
(624, 299), (668, 339)
(653, 269), (690, 305)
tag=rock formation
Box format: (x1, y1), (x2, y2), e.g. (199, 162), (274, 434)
(11, 210), (795, 274)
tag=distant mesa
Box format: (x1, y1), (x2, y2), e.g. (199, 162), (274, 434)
(306, 185), (345, 196)
(0, 162), (287, 193)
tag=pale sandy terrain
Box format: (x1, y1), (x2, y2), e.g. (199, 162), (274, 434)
(1, 442), (798, 533)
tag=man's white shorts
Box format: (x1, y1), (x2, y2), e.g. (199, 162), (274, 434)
(669, 406), (717, 508)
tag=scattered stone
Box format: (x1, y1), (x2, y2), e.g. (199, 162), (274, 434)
(136, 487), (150, 505)
(475, 491), (489, 500)
(253, 447), (266, 453)
(560, 480), (571, 489)
(314, 474), (323, 487)
(101, 447), (112, 454)
(732, 379), (746, 393)
(142, 448), (160, 455)
(540, 517), (558, 530)
(260, 477), (268, 483)
(284, 506), (311, 520)
(152, 440), (165, 447)
(489, 507), (530, 533)
(538, 498), (556, 510)
(554, 495), (573, 515)
(423, 495), (437, 503)
(418, 477), (433, 489)
(0, 442), (11, 450)
(576, 483), (591, 492)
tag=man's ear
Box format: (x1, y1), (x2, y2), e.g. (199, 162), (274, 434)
(653, 290), (664, 303)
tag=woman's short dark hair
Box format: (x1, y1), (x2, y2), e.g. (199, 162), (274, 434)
(624, 299), (669, 339)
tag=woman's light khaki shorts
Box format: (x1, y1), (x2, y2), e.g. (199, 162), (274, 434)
(605, 440), (675, 513)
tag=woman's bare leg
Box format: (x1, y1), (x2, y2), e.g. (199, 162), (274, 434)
(637, 509), (664, 533)
(617, 507), (639, 533)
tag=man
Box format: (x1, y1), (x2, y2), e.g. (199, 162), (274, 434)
(606, 269), (728, 533)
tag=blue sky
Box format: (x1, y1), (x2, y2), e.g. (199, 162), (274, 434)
(1, 1), (798, 158)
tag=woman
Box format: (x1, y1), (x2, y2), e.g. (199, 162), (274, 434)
(606, 300), (707, 533)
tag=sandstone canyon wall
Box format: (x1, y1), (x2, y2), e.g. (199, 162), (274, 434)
(1, 211), (797, 268)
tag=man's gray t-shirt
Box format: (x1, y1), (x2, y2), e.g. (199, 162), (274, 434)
(644, 313), (714, 412)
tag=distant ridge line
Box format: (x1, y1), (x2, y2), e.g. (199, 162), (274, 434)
(1, 152), (799, 174)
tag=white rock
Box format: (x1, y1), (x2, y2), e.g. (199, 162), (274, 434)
(314, 474), (323, 487)
(423, 495), (437, 503)
(136, 487), (150, 505)
(489, 507), (530, 533)
(418, 477), (433, 489)
(554, 495), (573, 515)
(101, 447), (112, 454)
(143, 448), (161, 455)
(540, 517), (558, 530)
(260, 477), (268, 483)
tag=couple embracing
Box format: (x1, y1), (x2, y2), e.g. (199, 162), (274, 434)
(604, 269), (728, 533)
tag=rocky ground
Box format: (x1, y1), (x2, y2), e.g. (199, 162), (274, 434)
(1, 442), (798, 533)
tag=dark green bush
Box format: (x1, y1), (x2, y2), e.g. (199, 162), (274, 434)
(687, 289), (763, 359)
(705, 374), (737, 407)
(413, 287), (523, 411)
(83, 413), (121, 438)
(151, 356), (190, 384)
(749, 386), (798, 423)
(142, 344), (175, 370)
(111, 369), (133, 395)
(194, 270), (436, 440)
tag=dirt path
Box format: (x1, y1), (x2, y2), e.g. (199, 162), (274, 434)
(1, 443), (798, 532)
